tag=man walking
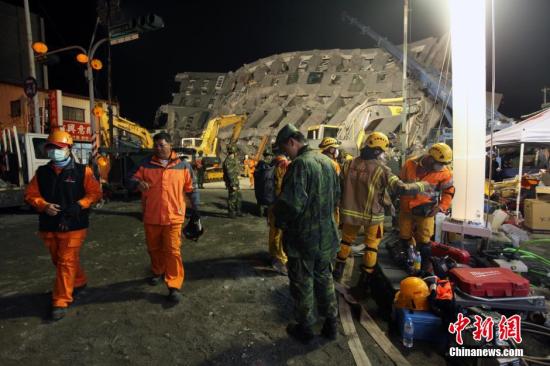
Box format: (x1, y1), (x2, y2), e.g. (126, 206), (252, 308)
(273, 124), (340, 343)
(223, 145), (243, 218)
(128, 132), (200, 303)
(25, 130), (102, 320)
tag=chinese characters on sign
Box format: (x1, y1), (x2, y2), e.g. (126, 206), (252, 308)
(63, 121), (92, 141)
(448, 314), (522, 345)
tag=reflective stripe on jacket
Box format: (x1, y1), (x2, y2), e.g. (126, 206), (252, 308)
(340, 157), (428, 226)
(399, 157), (455, 213)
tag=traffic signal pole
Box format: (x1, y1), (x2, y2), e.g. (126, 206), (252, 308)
(23, 0), (41, 133)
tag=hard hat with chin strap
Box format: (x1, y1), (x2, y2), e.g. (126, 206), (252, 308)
(429, 142), (453, 164)
(318, 137), (341, 151)
(362, 131), (390, 152)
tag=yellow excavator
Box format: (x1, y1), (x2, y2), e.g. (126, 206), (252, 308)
(98, 112), (154, 149)
(182, 114), (247, 182)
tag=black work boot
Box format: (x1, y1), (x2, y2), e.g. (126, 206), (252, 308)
(51, 307), (67, 321)
(332, 259), (346, 282)
(350, 268), (372, 300)
(168, 288), (183, 303)
(286, 323), (315, 344)
(321, 317), (338, 340)
(148, 274), (163, 286)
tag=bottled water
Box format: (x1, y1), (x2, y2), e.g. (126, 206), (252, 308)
(403, 317), (414, 348)
(413, 251), (421, 273)
(406, 245), (415, 273)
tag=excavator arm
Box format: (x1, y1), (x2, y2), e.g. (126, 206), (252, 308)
(196, 114), (247, 157)
(99, 114), (153, 149)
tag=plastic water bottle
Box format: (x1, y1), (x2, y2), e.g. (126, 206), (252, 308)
(434, 212), (446, 242)
(413, 251), (421, 273)
(406, 245), (415, 273)
(403, 317), (414, 348)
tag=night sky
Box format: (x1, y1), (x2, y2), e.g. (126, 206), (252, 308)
(19, 0), (550, 127)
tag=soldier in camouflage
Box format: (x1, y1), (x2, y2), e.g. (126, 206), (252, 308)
(223, 145), (243, 218)
(273, 124), (340, 344)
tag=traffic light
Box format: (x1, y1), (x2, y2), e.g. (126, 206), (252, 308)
(109, 13), (164, 40)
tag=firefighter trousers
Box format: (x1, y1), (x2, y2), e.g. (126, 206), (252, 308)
(398, 211), (435, 244)
(41, 229), (88, 308)
(267, 206), (287, 264)
(336, 223), (383, 274)
(144, 223), (184, 289)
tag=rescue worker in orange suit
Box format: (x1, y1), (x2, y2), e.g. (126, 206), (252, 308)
(244, 155), (256, 188)
(399, 142), (455, 273)
(128, 132), (201, 303)
(319, 137), (341, 225)
(268, 145), (290, 275)
(334, 132), (432, 297)
(25, 130), (102, 320)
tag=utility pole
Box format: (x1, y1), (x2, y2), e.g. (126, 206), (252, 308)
(542, 86), (550, 109)
(23, 0), (41, 133)
(401, 0), (409, 164)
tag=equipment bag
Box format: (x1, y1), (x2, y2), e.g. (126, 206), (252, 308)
(254, 161), (276, 205)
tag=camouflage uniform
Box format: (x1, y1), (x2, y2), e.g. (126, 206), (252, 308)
(274, 145), (340, 327)
(223, 148), (242, 217)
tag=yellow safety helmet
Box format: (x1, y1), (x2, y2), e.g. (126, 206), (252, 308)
(393, 277), (430, 311)
(46, 130), (73, 148)
(318, 137), (340, 151)
(362, 131), (390, 152)
(429, 143), (453, 164)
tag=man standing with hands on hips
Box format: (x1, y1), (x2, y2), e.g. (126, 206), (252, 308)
(128, 132), (201, 303)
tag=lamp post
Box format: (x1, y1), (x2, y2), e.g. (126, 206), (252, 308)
(33, 39), (106, 160)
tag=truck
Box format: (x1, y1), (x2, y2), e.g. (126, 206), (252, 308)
(1, 127), (54, 208)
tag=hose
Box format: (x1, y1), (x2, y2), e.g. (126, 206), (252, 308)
(523, 321), (550, 332)
(523, 329), (550, 337)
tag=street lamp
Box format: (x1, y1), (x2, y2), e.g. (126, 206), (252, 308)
(32, 38), (108, 159)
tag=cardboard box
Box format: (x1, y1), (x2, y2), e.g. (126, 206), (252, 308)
(536, 186), (550, 202)
(524, 198), (550, 231)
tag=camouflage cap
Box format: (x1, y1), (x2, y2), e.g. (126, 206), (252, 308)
(275, 124), (300, 147)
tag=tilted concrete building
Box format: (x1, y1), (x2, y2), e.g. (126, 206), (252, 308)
(156, 35), (454, 156)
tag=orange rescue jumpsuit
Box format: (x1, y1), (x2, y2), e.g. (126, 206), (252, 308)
(130, 152), (195, 290)
(244, 158), (257, 188)
(25, 164), (101, 308)
(267, 155), (290, 265)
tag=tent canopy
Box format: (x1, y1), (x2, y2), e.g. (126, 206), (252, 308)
(486, 108), (550, 147)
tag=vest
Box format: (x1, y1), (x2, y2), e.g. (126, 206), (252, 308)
(36, 162), (89, 232)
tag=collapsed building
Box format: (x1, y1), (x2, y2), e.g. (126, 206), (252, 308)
(155, 33), (487, 156)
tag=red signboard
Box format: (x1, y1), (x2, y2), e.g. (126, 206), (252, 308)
(63, 121), (92, 141)
(48, 90), (58, 127)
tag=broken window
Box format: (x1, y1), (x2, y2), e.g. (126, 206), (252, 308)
(215, 75), (225, 90)
(307, 72), (324, 84)
(187, 80), (196, 90)
(348, 75), (364, 92)
(287, 72), (299, 85)
(202, 80), (210, 90)
(317, 56), (330, 72)
(298, 59), (309, 69)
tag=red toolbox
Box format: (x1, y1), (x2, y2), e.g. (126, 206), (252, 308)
(449, 267), (530, 297)
(430, 242), (471, 264)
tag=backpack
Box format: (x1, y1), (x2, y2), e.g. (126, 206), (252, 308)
(254, 160), (276, 205)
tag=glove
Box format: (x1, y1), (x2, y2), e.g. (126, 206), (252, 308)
(58, 214), (70, 232)
(64, 203), (82, 217)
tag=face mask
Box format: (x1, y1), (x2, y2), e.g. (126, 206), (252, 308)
(48, 149), (68, 162)
(334, 149), (340, 159)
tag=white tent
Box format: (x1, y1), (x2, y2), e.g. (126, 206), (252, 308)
(486, 108), (550, 147)
(486, 108), (550, 220)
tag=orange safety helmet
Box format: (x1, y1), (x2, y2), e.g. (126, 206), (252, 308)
(46, 130), (73, 148)
(394, 276), (430, 311)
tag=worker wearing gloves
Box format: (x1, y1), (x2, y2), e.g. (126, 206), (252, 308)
(273, 124), (340, 344)
(267, 145), (290, 275)
(399, 142), (455, 273)
(223, 145), (243, 218)
(335, 132), (433, 298)
(25, 130), (102, 320)
(128, 132), (201, 303)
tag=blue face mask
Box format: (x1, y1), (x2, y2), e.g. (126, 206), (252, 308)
(47, 148), (69, 162)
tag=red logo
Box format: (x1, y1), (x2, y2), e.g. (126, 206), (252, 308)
(448, 314), (522, 345)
